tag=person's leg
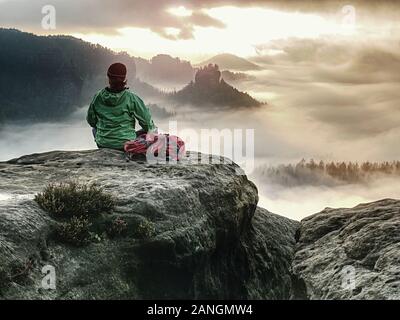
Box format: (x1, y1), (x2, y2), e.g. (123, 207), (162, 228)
(135, 129), (146, 137)
(91, 128), (103, 149)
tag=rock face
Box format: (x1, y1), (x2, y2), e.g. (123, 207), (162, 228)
(293, 199), (400, 300)
(0, 149), (298, 299)
(1, 149), (399, 300)
(170, 64), (261, 108)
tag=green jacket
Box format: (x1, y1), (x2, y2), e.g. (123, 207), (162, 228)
(87, 88), (156, 149)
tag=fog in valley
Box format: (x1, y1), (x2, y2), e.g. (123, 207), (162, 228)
(2, 101), (400, 220)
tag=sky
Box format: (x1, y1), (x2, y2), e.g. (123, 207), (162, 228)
(0, 0), (399, 61)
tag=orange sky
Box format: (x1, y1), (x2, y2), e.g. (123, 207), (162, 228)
(72, 6), (359, 62)
(0, 1), (398, 62)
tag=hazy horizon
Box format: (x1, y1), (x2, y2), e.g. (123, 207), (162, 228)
(2, 100), (400, 220)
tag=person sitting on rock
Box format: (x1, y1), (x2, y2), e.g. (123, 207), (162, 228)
(87, 62), (156, 150)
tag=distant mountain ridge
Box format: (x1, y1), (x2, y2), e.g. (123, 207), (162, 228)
(196, 53), (261, 71)
(0, 28), (162, 123)
(0, 29), (261, 123)
(134, 54), (195, 86)
(135, 54), (257, 87)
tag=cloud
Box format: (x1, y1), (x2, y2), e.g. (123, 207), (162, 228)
(0, 0), (226, 39)
(237, 36), (400, 159)
(1, 0), (399, 40)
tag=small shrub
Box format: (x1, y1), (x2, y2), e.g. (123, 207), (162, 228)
(107, 217), (128, 238)
(35, 181), (115, 218)
(134, 220), (155, 239)
(56, 216), (92, 247)
(9, 258), (35, 285)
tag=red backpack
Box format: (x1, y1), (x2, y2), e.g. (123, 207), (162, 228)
(124, 133), (186, 161)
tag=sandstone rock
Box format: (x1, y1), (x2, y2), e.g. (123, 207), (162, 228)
(293, 199), (400, 300)
(3, 149), (398, 300)
(0, 149), (299, 299)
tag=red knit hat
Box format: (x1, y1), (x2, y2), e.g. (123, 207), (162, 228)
(107, 63), (127, 79)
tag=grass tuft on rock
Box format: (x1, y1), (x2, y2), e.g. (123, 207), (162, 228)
(134, 220), (155, 239)
(35, 181), (116, 247)
(35, 181), (115, 218)
(9, 258), (35, 285)
(107, 217), (128, 238)
(56, 216), (92, 247)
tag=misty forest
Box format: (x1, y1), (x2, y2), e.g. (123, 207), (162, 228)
(256, 160), (400, 187)
(0, 29), (258, 123)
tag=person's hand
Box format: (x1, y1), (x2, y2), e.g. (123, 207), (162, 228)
(145, 132), (157, 143)
(153, 127), (159, 134)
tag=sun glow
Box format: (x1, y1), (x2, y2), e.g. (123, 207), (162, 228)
(168, 6), (193, 17)
(71, 6), (358, 61)
(164, 27), (181, 37)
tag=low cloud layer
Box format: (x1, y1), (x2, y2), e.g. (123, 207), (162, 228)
(234, 36), (400, 162)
